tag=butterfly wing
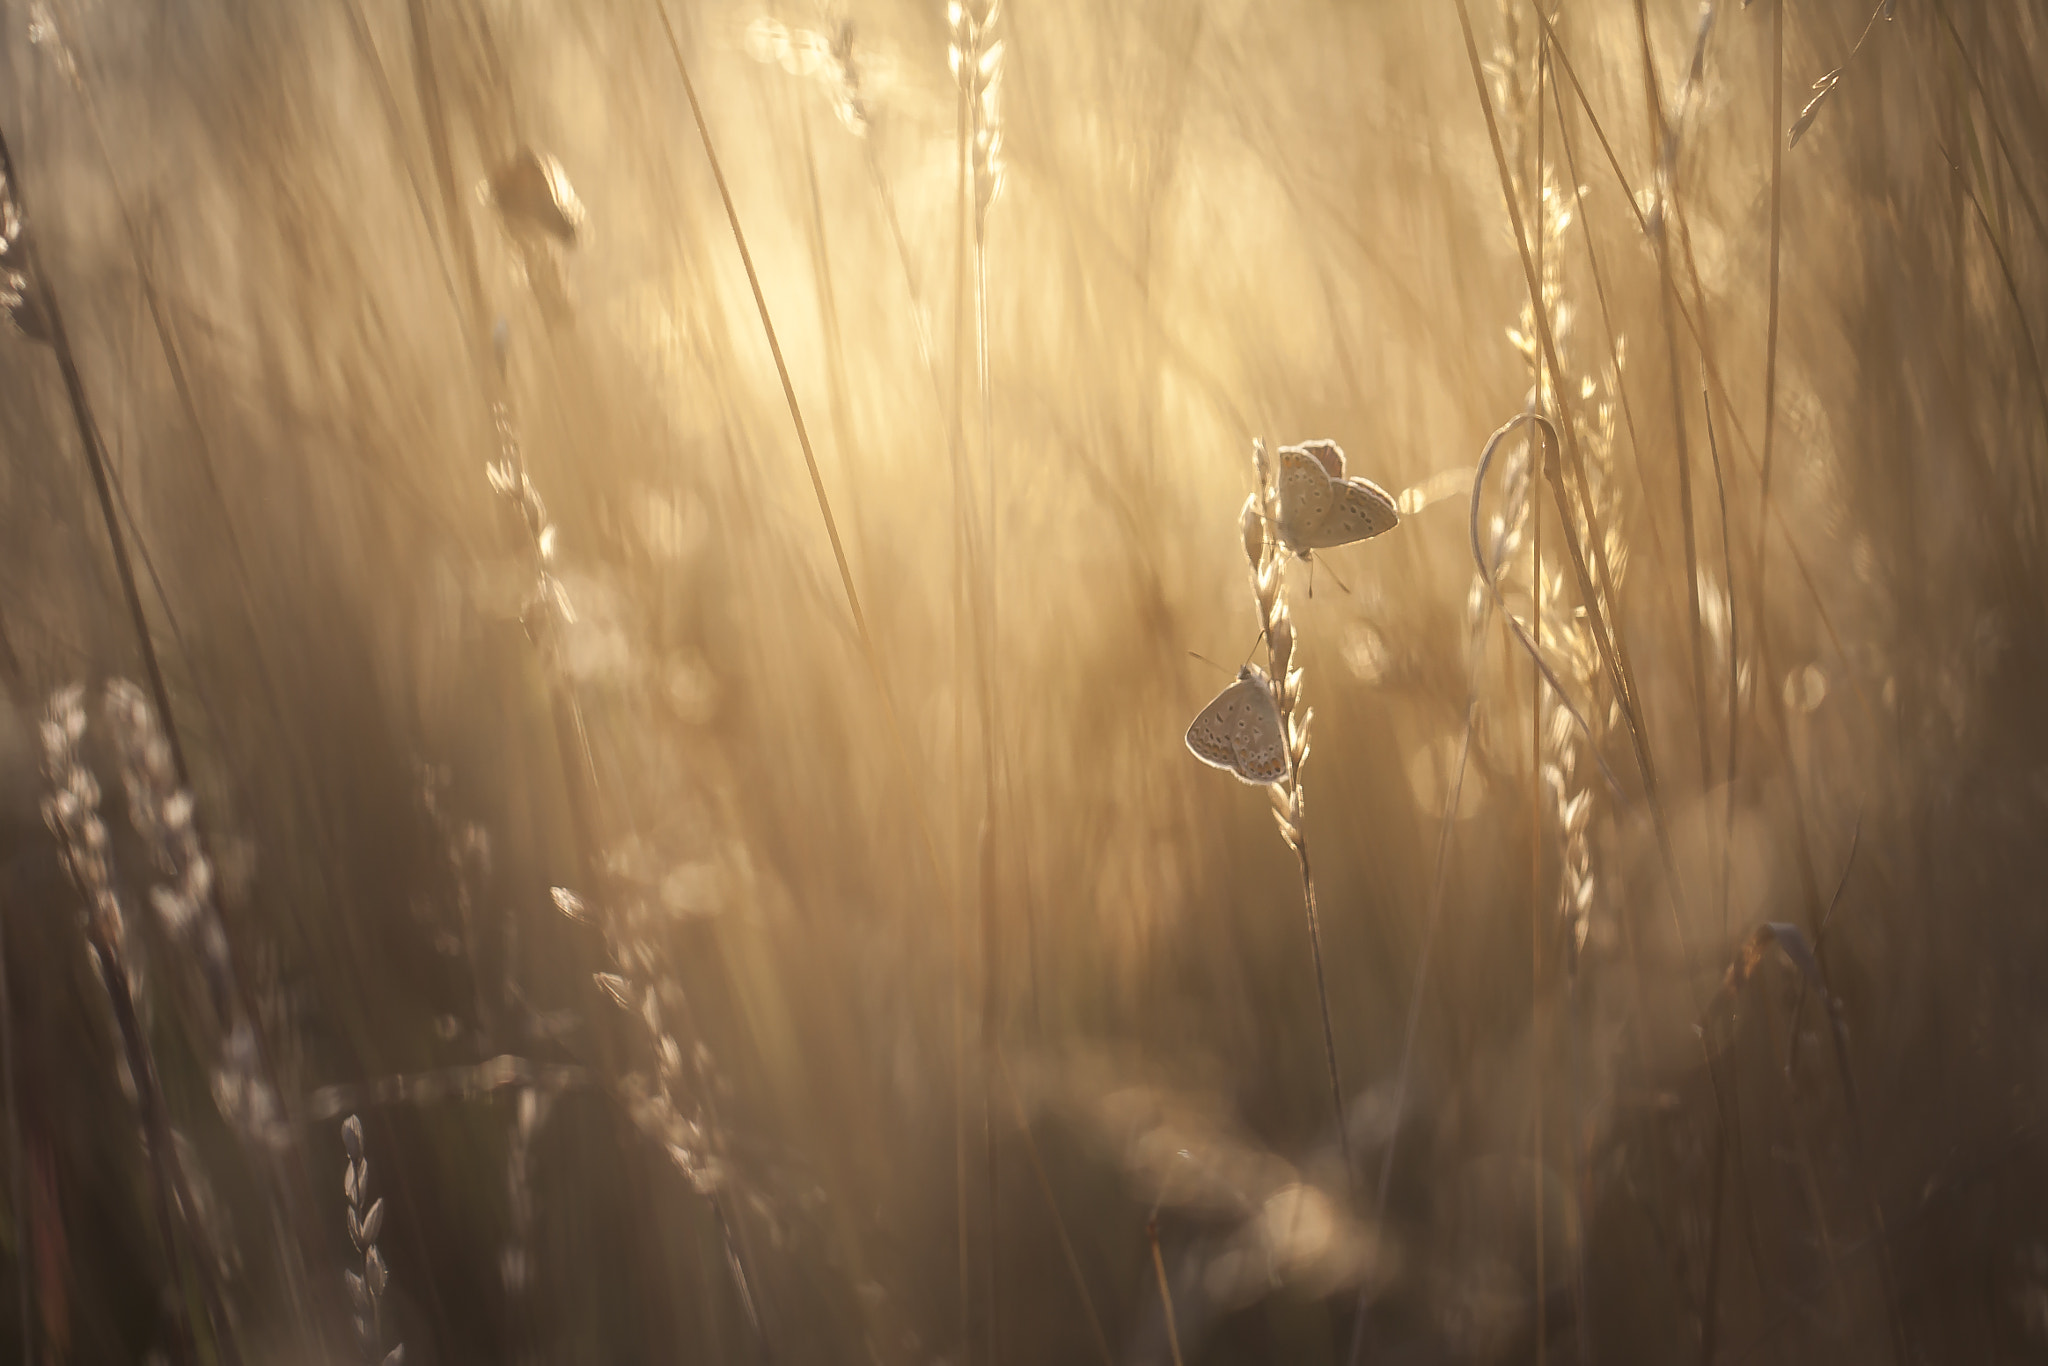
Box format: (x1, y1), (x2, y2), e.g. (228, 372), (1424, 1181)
(1275, 447), (1334, 553)
(1229, 709), (1290, 784)
(1184, 680), (1248, 772)
(1298, 475), (1400, 549)
(1186, 669), (1287, 785)
(1290, 440), (1346, 481)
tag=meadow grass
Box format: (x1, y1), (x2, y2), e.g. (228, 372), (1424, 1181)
(2, 0), (2047, 1361)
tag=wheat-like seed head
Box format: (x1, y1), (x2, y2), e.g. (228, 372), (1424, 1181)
(25, 4), (78, 87)
(950, 0), (1006, 216)
(1245, 441), (1312, 840)
(42, 686), (116, 932)
(104, 680), (291, 1151)
(502, 1083), (554, 1296)
(553, 879), (728, 1196)
(487, 396), (577, 652)
(342, 1114), (404, 1365)
(483, 332), (736, 1257)
(746, 14), (872, 136)
(1512, 130), (1632, 967)
(105, 681), (210, 929)
(0, 153), (44, 343)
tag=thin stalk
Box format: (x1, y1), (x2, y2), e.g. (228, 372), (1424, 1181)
(1699, 1119), (1729, 1365)
(1527, 403), (1770, 1356)
(39, 691), (242, 1366)
(491, 338), (772, 1361)
(8, 126), (299, 1366)
(1704, 391), (1738, 946)
(1533, 5), (1875, 734)
(857, 70), (982, 1361)
(1515, 16), (1658, 786)
(1751, 0), (1786, 712)
(57, 37), (304, 788)
(0, 136), (266, 1363)
(1929, 0), (2048, 253)
(861, 139), (950, 426)
(92, 937), (204, 1366)
(0, 127), (187, 793)
(1755, 993), (1847, 1330)
(1473, 427), (1629, 803)
(1568, 957), (1591, 1366)
(404, 0), (491, 341)
(972, 41), (1002, 1363)
(736, 74), (913, 1365)
(1535, 0), (1663, 1040)
(59, 55), (332, 1332)
(654, 11), (967, 1360)
(665, 989), (771, 1365)
(1245, 451), (1351, 1210)
(994, 1050), (1114, 1366)
(1460, 34), (1714, 1112)
(1295, 836), (1347, 1179)
(340, 0), (465, 322)
(950, 26), (978, 1354)
(1935, 132), (2048, 543)
(1531, 526), (1548, 1366)
(1718, 1022), (1775, 1333)
(1529, 420), (1686, 979)
(1349, 592), (1490, 1366)
(653, 4), (944, 897)
(1538, 6), (1672, 600)
(1531, 46), (1549, 1366)
(860, 120), (1105, 1363)
(1630, 0), (1714, 792)
(1813, 976), (1908, 1362)
(792, 99), (859, 489)
(1452, 14), (1670, 882)
(1378, 591), (1496, 1163)
(1148, 1212), (1186, 1366)
(0, 891), (25, 1366)
(1786, 822), (1862, 1078)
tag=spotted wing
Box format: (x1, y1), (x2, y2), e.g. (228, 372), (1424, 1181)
(1185, 670), (1286, 786)
(1298, 475), (1400, 549)
(1184, 679), (1250, 771)
(1290, 439), (1346, 481)
(1229, 711), (1290, 784)
(1275, 446), (1334, 553)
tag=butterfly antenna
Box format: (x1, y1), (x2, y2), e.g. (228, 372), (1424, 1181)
(1186, 650), (1233, 677)
(1320, 559), (1354, 596)
(1237, 631), (1266, 670)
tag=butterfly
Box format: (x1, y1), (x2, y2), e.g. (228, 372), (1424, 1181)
(1185, 665), (1289, 785)
(1273, 440), (1400, 558)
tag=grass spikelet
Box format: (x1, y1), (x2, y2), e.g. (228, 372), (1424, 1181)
(1787, 1), (1895, 149)
(341, 1114), (403, 1366)
(39, 685), (235, 1366)
(105, 681), (289, 1154)
(1244, 441), (1353, 1195)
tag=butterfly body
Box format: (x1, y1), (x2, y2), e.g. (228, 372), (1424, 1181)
(1273, 440), (1399, 557)
(1185, 665), (1289, 785)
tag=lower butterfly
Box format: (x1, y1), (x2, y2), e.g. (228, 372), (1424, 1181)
(1185, 665), (1289, 785)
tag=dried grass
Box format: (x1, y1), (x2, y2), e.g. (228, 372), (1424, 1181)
(3, 1), (2047, 1361)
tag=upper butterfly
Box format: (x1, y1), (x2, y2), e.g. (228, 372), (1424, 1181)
(1273, 439), (1400, 557)
(1185, 664), (1289, 786)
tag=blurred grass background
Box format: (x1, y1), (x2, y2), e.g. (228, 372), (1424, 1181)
(1, 0), (2046, 1361)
